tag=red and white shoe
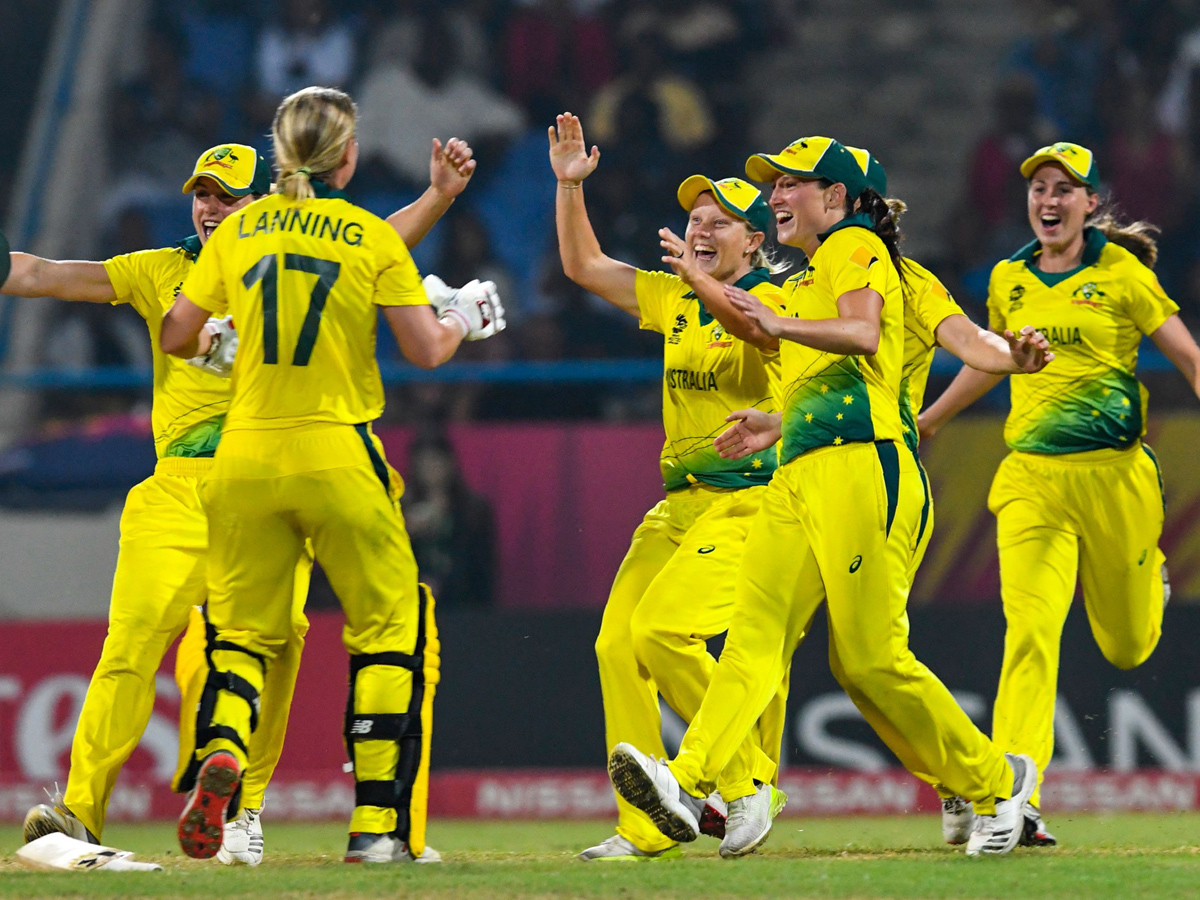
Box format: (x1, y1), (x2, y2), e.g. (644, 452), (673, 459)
(1020, 803), (1057, 847)
(178, 752), (241, 860)
(699, 793), (728, 839)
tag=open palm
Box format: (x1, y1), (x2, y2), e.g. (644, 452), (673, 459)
(548, 112), (600, 183)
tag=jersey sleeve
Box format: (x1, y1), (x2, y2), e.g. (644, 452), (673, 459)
(373, 226), (427, 308)
(986, 262), (1008, 333)
(634, 269), (683, 333)
(1124, 264), (1180, 336)
(180, 231), (229, 315)
(912, 274), (966, 344)
(823, 230), (890, 300)
(103, 251), (156, 318)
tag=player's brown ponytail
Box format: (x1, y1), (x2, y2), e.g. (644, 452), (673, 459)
(1087, 203), (1160, 269)
(845, 187), (910, 296)
(272, 87), (358, 202)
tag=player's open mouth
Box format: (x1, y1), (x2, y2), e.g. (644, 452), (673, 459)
(693, 243), (716, 261)
(775, 211), (794, 225)
(1040, 215), (1061, 229)
(202, 220), (219, 238)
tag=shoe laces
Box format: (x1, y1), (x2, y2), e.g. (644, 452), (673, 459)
(725, 796), (750, 831)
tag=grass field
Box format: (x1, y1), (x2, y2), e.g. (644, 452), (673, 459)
(3, 814), (1199, 899)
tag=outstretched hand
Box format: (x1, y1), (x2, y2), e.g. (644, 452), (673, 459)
(548, 112), (600, 185)
(714, 408), (782, 460)
(430, 137), (476, 199)
(1005, 325), (1054, 373)
(659, 227), (701, 284)
(724, 285), (782, 337)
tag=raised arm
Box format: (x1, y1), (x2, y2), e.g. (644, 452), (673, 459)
(387, 138), (476, 249)
(1150, 313), (1200, 401)
(381, 304), (465, 370)
(935, 316), (1054, 375)
(549, 112), (637, 315)
(161, 294), (214, 357)
(917, 365), (1005, 440)
(3, 253), (116, 303)
(726, 284), (882, 355)
(659, 228), (778, 351)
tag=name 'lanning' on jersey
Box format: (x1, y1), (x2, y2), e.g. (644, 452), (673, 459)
(180, 182), (428, 432)
(637, 268), (784, 492)
(899, 259), (967, 451)
(104, 236), (230, 459)
(988, 227), (1179, 455)
(777, 217), (905, 464)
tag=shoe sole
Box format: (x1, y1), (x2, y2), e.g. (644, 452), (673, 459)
(967, 754), (1038, 856)
(608, 748), (698, 844)
(719, 787), (788, 859)
(178, 753), (240, 860)
(23, 805), (67, 844)
(699, 804), (727, 839)
(579, 845), (682, 862)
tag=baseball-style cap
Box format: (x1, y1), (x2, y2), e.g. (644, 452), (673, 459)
(845, 145), (887, 196)
(745, 137), (869, 197)
(181, 144), (271, 196)
(1019, 142), (1099, 189)
(677, 175), (774, 235)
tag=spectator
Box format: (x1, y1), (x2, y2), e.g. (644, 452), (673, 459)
(255, 0), (355, 99)
(1104, 74), (1187, 233)
(436, 211), (520, 321)
(502, 0), (616, 109)
(364, 0), (493, 81)
(356, 10), (525, 188)
(404, 432), (496, 608)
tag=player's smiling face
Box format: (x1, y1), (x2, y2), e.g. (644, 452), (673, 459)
(685, 193), (762, 282)
(769, 174), (834, 248)
(191, 176), (256, 245)
(1027, 163), (1098, 252)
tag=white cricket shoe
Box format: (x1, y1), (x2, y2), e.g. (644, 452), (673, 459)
(966, 754), (1038, 856)
(217, 806), (263, 866)
(941, 795), (975, 845)
(1019, 803), (1057, 847)
(23, 790), (97, 845)
(719, 783), (788, 859)
(578, 834), (680, 861)
(608, 742), (705, 843)
(344, 832), (441, 863)
(411, 844), (442, 863)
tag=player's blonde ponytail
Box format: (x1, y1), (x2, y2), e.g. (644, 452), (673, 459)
(272, 86), (358, 202)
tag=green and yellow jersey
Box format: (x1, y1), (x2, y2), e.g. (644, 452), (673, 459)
(181, 183), (427, 433)
(899, 259), (966, 451)
(987, 227), (1178, 454)
(104, 237), (230, 458)
(637, 267), (783, 491)
(777, 216), (905, 464)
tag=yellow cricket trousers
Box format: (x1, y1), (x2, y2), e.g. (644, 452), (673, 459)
(596, 483), (784, 853)
(198, 424), (426, 839)
(989, 443), (1166, 807)
(669, 441), (1013, 814)
(63, 457), (309, 839)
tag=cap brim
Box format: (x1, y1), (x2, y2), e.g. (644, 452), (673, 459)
(181, 172), (256, 196)
(677, 174), (718, 213)
(1019, 153), (1090, 186)
(745, 154), (788, 183)
(0, 228), (10, 290)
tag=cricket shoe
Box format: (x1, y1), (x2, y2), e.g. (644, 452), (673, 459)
(699, 793), (728, 839)
(217, 806), (263, 866)
(344, 832), (441, 863)
(578, 834), (681, 861)
(1020, 803), (1057, 847)
(966, 754), (1038, 857)
(607, 743), (705, 843)
(719, 783), (788, 859)
(23, 789), (97, 845)
(941, 795), (975, 845)
(178, 751), (242, 860)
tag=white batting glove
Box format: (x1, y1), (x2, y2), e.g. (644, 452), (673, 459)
(427, 275), (506, 341)
(186, 316), (238, 377)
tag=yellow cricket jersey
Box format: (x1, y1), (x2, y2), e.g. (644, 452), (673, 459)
(104, 237), (230, 458)
(181, 183), (427, 433)
(637, 267), (784, 491)
(988, 227), (1179, 454)
(777, 217), (905, 465)
(899, 259), (966, 451)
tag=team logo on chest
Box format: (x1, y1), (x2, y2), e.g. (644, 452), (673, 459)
(668, 313), (688, 345)
(708, 321), (732, 349)
(1071, 282), (1106, 309)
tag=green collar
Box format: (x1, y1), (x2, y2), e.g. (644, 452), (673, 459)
(176, 234), (203, 260)
(1010, 225), (1107, 285)
(312, 180), (350, 201)
(817, 212), (874, 242)
(684, 267), (772, 326)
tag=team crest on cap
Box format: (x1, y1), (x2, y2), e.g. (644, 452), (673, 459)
(203, 146), (240, 170)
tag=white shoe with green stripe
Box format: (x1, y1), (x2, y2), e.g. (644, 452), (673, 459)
(718, 783), (788, 858)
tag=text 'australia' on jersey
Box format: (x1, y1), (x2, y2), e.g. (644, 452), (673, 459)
(899, 259), (967, 451)
(104, 238), (230, 459)
(180, 184), (428, 432)
(637, 268), (784, 492)
(988, 227), (1178, 454)
(777, 217), (905, 464)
